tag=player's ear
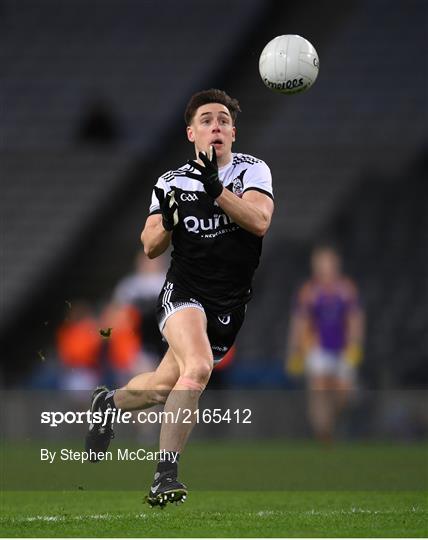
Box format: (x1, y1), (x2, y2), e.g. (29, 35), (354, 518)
(186, 125), (195, 143)
(232, 125), (236, 142)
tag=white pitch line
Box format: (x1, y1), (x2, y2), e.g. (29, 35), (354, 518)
(2, 507), (425, 524)
(2, 513), (151, 523)
(255, 507), (425, 518)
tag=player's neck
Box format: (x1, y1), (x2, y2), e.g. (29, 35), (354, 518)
(217, 152), (233, 169)
(315, 276), (339, 289)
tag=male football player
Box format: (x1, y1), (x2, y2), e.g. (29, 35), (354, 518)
(286, 246), (364, 443)
(86, 89), (274, 506)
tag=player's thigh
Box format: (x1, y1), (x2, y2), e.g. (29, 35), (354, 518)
(163, 307), (213, 376)
(308, 374), (336, 391)
(335, 374), (354, 395)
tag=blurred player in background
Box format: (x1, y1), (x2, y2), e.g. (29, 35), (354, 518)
(113, 250), (167, 361)
(286, 246), (364, 444)
(86, 89), (274, 506)
(57, 301), (101, 390)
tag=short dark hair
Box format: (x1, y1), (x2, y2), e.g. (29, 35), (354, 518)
(184, 89), (241, 126)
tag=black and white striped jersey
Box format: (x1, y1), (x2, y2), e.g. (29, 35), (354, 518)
(148, 152), (273, 312)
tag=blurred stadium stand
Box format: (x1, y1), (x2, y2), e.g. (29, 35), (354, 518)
(0, 0), (264, 149)
(1, 152), (130, 329)
(334, 155), (428, 387)
(1, 0), (427, 388)
(0, 0), (265, 326)
(241, 150), (427, 387)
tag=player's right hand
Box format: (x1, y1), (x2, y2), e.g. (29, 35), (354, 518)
(154, 186), (179, 232)
(186, 146), (223, 199)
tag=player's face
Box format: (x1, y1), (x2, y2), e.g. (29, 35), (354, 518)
(186, 103), (236, 164)
(312, 250), (340, 282)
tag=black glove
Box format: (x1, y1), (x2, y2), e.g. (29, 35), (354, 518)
(186, 146), (223, 199)
(154, 186), (178, 231)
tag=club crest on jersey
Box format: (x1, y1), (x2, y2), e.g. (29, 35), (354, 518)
(231, 169), (246, 196)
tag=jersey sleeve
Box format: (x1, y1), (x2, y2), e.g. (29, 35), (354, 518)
(242, 161), (274, 199)
(148, 175), (169, 215)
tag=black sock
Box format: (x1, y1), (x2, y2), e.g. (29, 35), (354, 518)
(156, 453), (180, 477)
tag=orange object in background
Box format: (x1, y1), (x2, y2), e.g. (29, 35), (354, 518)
(57, 303), (101, 368)
(102, 304), (142, 370)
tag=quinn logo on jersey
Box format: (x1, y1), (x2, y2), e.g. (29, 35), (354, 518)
(231, 169), (246, 196)
(183, 213), (234, 234)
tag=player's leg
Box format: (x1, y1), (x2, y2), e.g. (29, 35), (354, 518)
(310, 363), (355, 444)
(114, 347), (180, 410)
(332, 362), (356, 424)
(85, 347), (180, 459)
(146, 307), (213, 507)
(306, 348), (337, 443)
(160, 307), (213, 452)
(307, 374), (336, 444)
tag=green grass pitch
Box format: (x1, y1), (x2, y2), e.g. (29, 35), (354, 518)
(1, 490), (427, 537)
(1, 441), (427, 537)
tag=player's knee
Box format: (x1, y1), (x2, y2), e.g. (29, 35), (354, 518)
(182, 358), (212, 386)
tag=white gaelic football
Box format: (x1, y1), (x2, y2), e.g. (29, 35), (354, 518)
(259, 34), (319, 95)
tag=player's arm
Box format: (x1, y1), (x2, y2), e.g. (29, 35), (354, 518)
(187, 147), (274, 237)
(344, 281), (365, 366)
(347, 306), (364, 345)
(141, 185), (178, 259)
(285, 285), (312, 375)
(216, 188), (274, 237)
(141, 214), (172, 259)
(285, 312), (306, 376)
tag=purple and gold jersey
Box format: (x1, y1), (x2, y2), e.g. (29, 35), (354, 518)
(296, 278), (359, 353)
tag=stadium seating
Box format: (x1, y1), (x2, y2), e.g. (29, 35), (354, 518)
(0, 0), (265, 150)
(240, 152), (428, 387)
(335, 157), (428, 386)
(1, 151), (129, 329)
(234, 0), (427, 242)
(1, 0), (426, 389)
(0, 0), (265, 331)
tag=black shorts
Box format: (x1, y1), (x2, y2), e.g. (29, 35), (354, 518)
(156, 280), (246, 364)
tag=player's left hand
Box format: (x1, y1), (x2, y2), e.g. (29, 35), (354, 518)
(286, 353), (305, 376)
(344, 344), (363, 367)
(186, 146), (223, 199)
